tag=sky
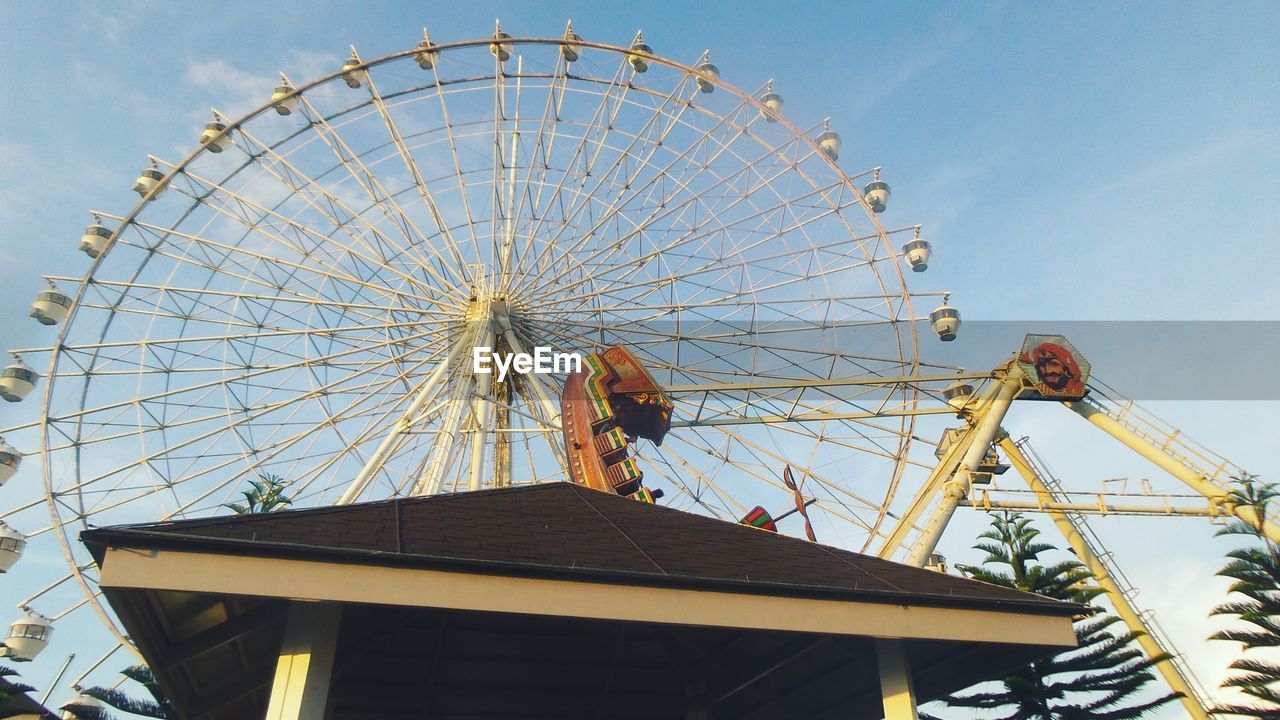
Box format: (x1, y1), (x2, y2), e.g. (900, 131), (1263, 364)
(1, 1), (1279, 716)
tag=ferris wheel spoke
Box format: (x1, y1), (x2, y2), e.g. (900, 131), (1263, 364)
(52, 339), (447, 515)
(155, 166), (456, 312)
(511, 67), (708, 292)
(228, 123), (468, 297)
(668, 428), (883, 524)
(532, 315), (913, 378)
(423, 64), (485, 268)
(518, 292), (919, 316)
(291, 92), (460, 282)
(515, 96), (765, 298)
(61, 273), (450, 328)
(43, 317), (437, 357)
(362, 69), (472, 277)
(505, 51), (640, 284)
(558, 160), (879, 313)
(504, 51), (573, 292)
(158, 364), (442, 519)
(106, 211), (454, 325)
(46, 322), (449, 432)
(529, 172), (850, 305)
(165, 370), (441, 518)
(87, 224), (417, 327)
(519, 92), (817, 297)
(638, 443), (744, 520)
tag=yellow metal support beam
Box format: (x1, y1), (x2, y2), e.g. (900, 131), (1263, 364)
(969, 495), (1215, 517)
(1067, 400), (1280, 544)
(999, 436), (1210, 720)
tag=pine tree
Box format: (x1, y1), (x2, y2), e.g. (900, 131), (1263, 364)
(929, 512), (1179, 720)
(0, 664), (36, 705)
(1208, 475), (1280, 718)
(223, 473), (293, 514)
(61, 665), (173, 719)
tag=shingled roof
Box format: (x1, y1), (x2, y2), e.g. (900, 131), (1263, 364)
(83, 482), (1074, 616)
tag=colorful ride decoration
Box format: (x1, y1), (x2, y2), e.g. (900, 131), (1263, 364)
(1016, 334), (1090, 401)
(738, 465), (818, 540)
(560, 346), (672, 501)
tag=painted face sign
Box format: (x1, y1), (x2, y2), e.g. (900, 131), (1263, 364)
(1016, 334), (1090, 401)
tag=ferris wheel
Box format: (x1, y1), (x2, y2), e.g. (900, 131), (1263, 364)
(0, 25), (969, 674)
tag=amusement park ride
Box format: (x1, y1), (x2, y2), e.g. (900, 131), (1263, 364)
(0, 23), (1258, 718)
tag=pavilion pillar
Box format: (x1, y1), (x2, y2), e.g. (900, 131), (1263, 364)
(875, 639), (918, 720)
(265, 602), (341, 720)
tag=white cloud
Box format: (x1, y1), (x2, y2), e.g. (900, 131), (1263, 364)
(68, 60), (164, 122)
(77, 7), (125, 44)
(182, 49), (342, 121)
(1082, 129), (1279, 203)
(0, 142), (41, 234)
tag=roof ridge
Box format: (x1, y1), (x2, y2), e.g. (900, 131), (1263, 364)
(570, 484), (668, 575)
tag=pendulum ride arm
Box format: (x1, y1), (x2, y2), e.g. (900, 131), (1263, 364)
(998, 434), (1211, 719)
(876, 421), (981, 560)
(1067, 399), (1280, 544)
(904, 371), (1025, 566)
(877, 376), (1010, 560)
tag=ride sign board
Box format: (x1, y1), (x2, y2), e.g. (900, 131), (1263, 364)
(1016, 334), (1090, 401)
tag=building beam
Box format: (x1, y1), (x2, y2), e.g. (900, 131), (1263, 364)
(876, 639), (918, 720)
(264, 602), (341, 720)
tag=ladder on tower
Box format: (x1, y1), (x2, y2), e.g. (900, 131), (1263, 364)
(1014, 435), (1214, 713)
(1082, 379), (1247, 492)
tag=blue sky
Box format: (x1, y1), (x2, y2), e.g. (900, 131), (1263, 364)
(1, 1), (1278, 715)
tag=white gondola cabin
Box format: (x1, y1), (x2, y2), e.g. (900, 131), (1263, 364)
(930, 303), (961, 342)
(4, 610), (52, 661)
(200, 120), (230, 153)
(490, 27), (512, 63)
(0, 437), (19, 486)
(132, 166), (166, 199)
(943, 381), (975, 410)
(30, 285), (71, 326)
(414, 29), (438, 70)
(760, 85), (783, 121)
(80, 221), (111, 258)
(271, 83), (298, 115)
(902, 238), (932, 272)
(816, 127), (842, 161)
(341, 56), (365, 88)
(864, 180), (891, 213)
(628, 34), (652, 73)
(560, 23), (582, 63)
(0, 522), (25, 572)
(0, 357), (37, 403)
(61, 693), (105, 719)
(694, 53), (719, 93)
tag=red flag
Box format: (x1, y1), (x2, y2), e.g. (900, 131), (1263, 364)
(783, 465), (817, 542)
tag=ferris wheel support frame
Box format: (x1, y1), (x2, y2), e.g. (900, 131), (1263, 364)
(492, 300), (568, 471)
(335, 337), (473, 505)
(997, 436), (1211, 720)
